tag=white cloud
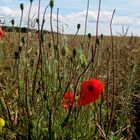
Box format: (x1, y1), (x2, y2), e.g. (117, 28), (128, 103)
(0, 6), (19, 17)
(43, 10), (140, 35)
(0, 4), (140, 35)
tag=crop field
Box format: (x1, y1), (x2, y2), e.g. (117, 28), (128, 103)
(0, 1), (140, 140)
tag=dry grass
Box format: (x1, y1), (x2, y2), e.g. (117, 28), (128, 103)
(0, 30), (140, 139)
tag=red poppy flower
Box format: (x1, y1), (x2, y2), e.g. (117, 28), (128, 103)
(62, 91), (74, 110)
(0, 27), (4, 38)
(77, 79), (104, 106)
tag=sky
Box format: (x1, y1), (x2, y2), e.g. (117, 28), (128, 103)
(0, 0), (140, 36)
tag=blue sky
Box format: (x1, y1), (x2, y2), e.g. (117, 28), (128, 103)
(0, 0), (140, 36)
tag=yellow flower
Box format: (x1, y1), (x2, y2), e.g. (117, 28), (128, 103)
(0, 118), (5, 127)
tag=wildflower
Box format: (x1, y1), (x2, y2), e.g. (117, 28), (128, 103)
(0, 118), (5, 135)
(62, 91), (74, 110)
(77, 79), (104, 106)
(0, 27), (4, 38)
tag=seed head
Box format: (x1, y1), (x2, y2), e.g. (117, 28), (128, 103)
(77, 24), (81, 30)
(88, 33), (91, 39)
(73, 49), (77, 58)
(50, 0), (54, 9)
(20, 3), (24, 11)
(11, 19), (14, 26)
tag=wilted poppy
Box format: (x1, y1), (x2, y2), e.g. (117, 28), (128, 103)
(62, 91), (74, 110)
(0, 27), (4, 38)
(77, 79), (104, 105)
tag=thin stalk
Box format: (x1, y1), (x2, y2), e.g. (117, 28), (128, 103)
(50, 6), (55, 45)
(105, 46), (110, 135)
(32, 0), (42, 102)
(108, 9), (116, 132)
(17, 4), (24, 112)
(82, 0), (90, 47)
(1, 92), (13, 128)
(90, 0), (101, 77)
(27, 1), (32, 51)
(18, 7), (23, 45)
(67, 28), (79, 46)
(56, 8), (61, 90)
(41, 4), (50, 31)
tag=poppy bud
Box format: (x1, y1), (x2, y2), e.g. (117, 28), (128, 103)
(96, 38), (100, 46)
(50, 0), (54, 9)
(88, 33), (91, 39)
(30, 59), (34, 67)
(80, 54), (87, 68)
(36, 18), (39, 24)
(19, 46), (22, 52)
(81, 58), (87, 68)
(43, 94), (47, 101)
(20, 3), (24, 11)
(30, 0), (33, 3)
(73, 49), (77, 58)
(54, 45), (58, 52)
(101, 34), (103, 39)
(77, 24), (81, 30)
(48, 42), (52, 48)
(11, 19), (15, 26)
(14, 51), (19, 59)
(21, 37), (25, 44)
(61, 46), (66, 56)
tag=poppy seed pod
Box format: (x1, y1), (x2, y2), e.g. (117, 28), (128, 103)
(19, 46), (22, 52)
(21, 37), (25, 44)
(50, 0), (54, 9)
(61, 46), (66, 56)
(14, 51), (19, 59)
(43, 94), (47, 101)
(48, 42), (52, 48)
(73, 49), (77, 58)
(80, 54), (87, 68)
(20, 3), (24, 11)
(101, 34), (103, 39)
(81, 58), (87, 68)
(88, 33), (91, 39)
(36, 18), (39, 24)
(77, 24), (81, 30)
(11, 19), (15, 26)
(96, 38), (100, 46)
